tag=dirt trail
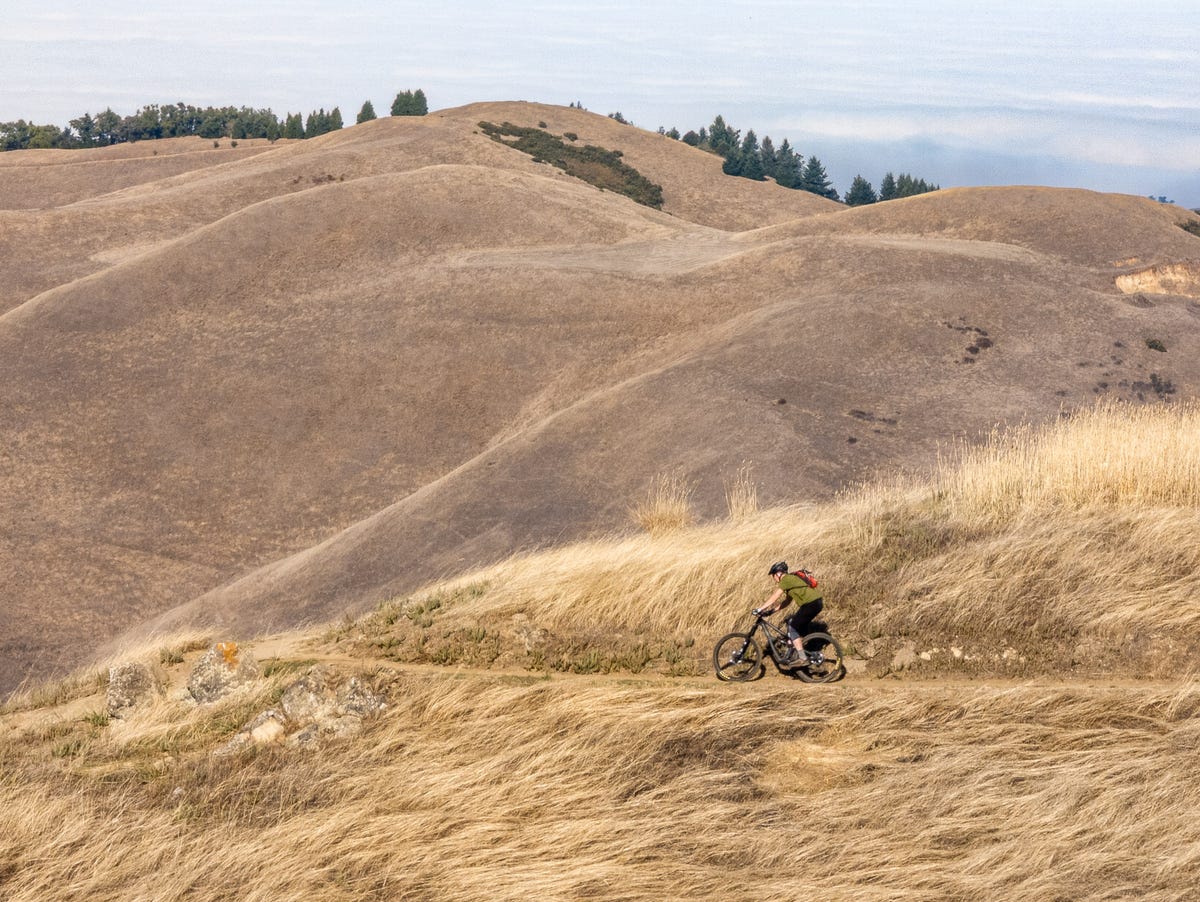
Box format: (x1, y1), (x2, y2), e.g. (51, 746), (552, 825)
(4, 628), (1181, 742)
(246, 631), (1180, 694)
(453, 229), (749, 277)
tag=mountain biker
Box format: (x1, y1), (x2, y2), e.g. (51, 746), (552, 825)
(755, 560), (824, 663)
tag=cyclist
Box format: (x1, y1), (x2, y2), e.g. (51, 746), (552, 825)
(755, 560), (824, 663)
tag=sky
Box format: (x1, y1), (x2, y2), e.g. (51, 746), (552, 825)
(3, 0), (1198, 206)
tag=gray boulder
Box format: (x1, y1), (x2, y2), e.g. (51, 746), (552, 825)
(106, 661), (157, 716)
(280, 666), (339, 722)
(336, 676), (388, 718)
(212, 665), (390, 755)
(187, 642), (261, 703)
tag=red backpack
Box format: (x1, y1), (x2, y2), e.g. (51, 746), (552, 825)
(792, 569), (818, 589)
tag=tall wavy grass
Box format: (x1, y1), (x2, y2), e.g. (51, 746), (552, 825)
(935, 400), (1200, 515)
(4, 401), (1200, 900)
(400, 401), (1200, 675)
(3, 671), (1199, 900)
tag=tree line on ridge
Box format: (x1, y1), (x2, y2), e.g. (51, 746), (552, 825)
(653, 113), (939, 205)
(0, 90), (428, 151)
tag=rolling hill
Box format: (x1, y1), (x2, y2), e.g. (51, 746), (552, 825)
(3, 401), (1199, 899)
(2, 101), (1199, 693)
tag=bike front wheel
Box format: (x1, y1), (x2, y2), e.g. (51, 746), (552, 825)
(794, 632), (846, 683)
(713, 632), (763, 682)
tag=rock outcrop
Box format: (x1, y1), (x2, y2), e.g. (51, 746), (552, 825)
(106, 661), (157, 716)
(218, 665), (389, 754)
(187, 642), (261, 703)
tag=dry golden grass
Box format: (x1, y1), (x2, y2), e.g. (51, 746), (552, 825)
(934, 400), (1200, 515)
(3, 671), (1199, 900)
(337, 401), (1200, 679)
(4, 401), (1200, 899)
(723, 463), (760, 521)
(630, 471), (696, 536)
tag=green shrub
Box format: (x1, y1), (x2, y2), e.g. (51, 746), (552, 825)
(1146, 338), (1167, 352)
(478, 121), (664, 209)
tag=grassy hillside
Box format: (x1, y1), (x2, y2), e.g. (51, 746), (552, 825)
(3, 402), (1200, 899)
(4, 673), (1199, 900)
(4, 99), (1200, 697)
(320, 400), (1200, 679)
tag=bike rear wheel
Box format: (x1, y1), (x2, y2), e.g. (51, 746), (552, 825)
(794, 632), (845, 683)
(713, 632), (763, 682)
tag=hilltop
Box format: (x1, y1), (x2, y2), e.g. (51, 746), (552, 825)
(2, 100), (1200, 693)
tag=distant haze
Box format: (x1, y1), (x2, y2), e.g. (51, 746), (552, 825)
(3, 0), (1198, 205)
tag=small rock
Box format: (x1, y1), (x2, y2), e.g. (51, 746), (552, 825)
(919, 651), (933, 662)
(509, 614), (545, 653)
(188, 642), (261, 703)
(336, 677), (387, 718)
(246, 710), (288, 745)
(107, 661), (156, 716)
(286, 724), (322, 747)
(950, 646), (964, 660)
(280, 667), (338, 722)
(890, 642), (918, 672)
(216, 709), (287, 756)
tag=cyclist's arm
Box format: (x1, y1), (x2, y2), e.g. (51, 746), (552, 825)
(759, 587), (786, 614)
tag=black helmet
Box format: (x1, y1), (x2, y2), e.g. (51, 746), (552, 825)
(768, 561), (789, 576)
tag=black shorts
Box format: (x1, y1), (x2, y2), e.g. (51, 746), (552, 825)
(785, 598), (824, 640)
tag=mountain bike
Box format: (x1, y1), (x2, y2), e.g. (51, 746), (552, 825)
(713, 609), (845, 683)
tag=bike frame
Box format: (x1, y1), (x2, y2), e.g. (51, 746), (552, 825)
(751, 614), (797, 663)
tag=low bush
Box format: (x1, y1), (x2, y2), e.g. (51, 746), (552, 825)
(478, 121), (664, 209)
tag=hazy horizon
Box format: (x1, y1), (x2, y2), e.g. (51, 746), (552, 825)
(3, 0), (1198, 206)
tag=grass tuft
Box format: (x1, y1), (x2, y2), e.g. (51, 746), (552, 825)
(631, 471), (695, 535)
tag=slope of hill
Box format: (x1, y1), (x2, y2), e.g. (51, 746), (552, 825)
(2, 100), (1200, 694)
(3, 404), (1199, 900)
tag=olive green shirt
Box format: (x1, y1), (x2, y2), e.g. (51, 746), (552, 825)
(778, 573), (822, 607)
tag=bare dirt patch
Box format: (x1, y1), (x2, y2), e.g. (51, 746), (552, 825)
(1115, 262), (1200, 297)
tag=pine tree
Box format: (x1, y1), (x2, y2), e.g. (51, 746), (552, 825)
(845, 175), (878, 206)
(759, 135), (777, 180)
(391, 90), (428, 116)
(738, 130), (764, 181)
(800, 156), (839, 200)
(879, 172), (897, 201)
(329, 107), (343, 131)
(707, 115), (739, 157)
(774, 139), (800, 188)
(357, 100), (377, 124)
(283, 113), (304, 139)
(721, 147), (743, 176)
(69, 112), (97, 147)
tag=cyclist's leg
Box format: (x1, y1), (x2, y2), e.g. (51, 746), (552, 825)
(786, 599), (824, 653)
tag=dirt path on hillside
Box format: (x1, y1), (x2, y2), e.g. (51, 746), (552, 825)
(454, 229), (750, 277)
(246, 632), (1181, 694)
(4, 628), (1183, 741)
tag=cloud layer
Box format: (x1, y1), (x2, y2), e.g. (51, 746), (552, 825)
(4, 0), (1197, 204)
